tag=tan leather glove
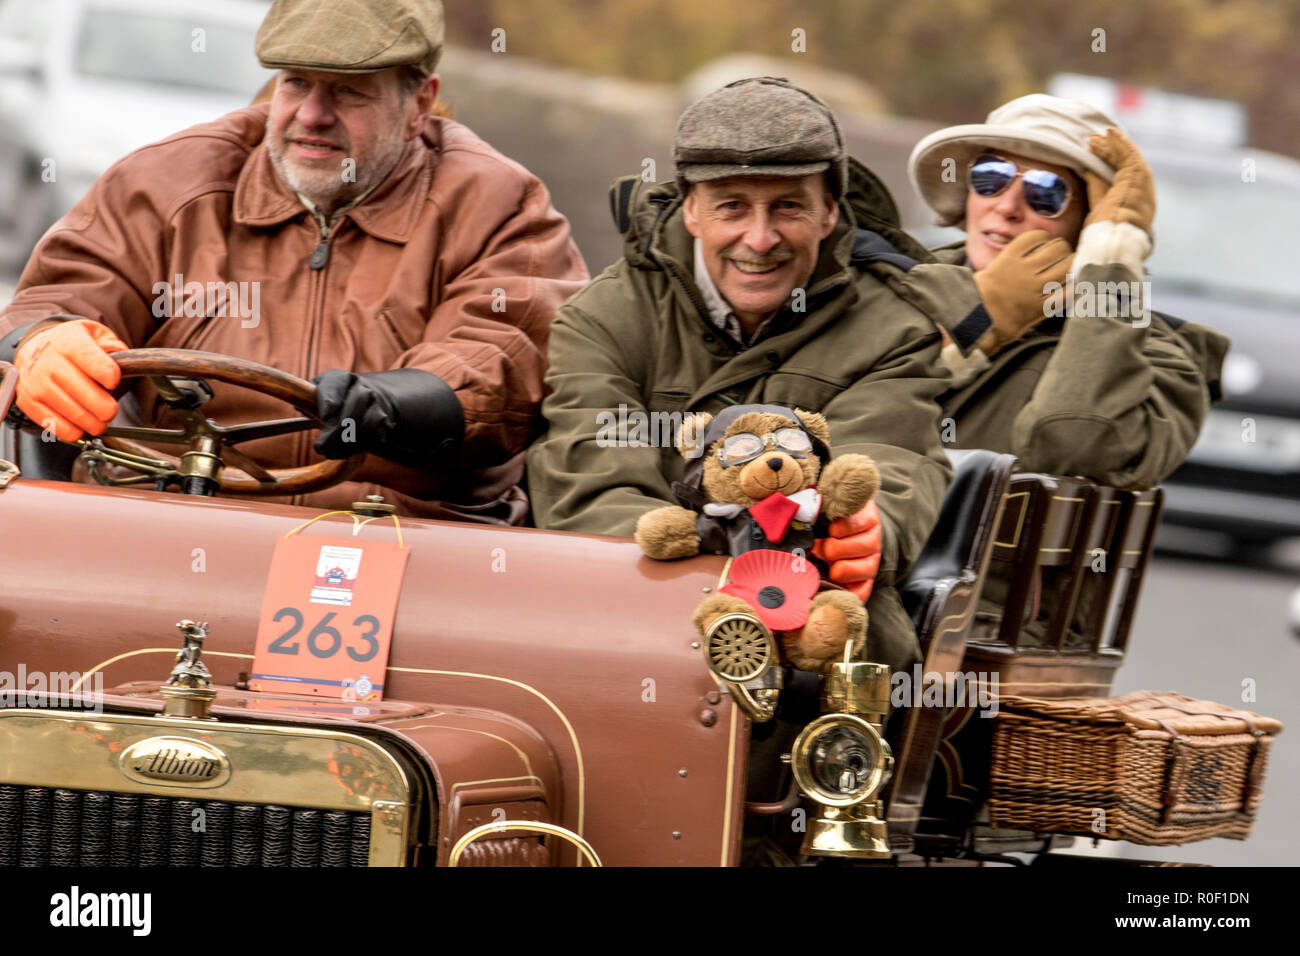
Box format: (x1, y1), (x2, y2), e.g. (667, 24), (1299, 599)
(1083, 127), (1156, 237)
(972, 230), (1074, 356)
(1076, 128), (1156, 274)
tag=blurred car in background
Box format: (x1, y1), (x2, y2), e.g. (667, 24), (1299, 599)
(1145, 143), (1300, 554)
(0, 0), (272, 270)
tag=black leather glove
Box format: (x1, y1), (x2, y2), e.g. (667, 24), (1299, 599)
(313, 368), (463, 468)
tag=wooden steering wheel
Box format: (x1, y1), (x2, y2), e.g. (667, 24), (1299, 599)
(79, 348), (363, 496)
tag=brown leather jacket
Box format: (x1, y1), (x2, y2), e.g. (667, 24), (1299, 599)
(0, 105), (588, 521)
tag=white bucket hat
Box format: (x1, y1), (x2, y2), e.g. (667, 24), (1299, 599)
(908, 93), (1121, 227)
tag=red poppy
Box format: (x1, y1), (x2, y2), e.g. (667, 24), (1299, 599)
(720, 548), (821, 631)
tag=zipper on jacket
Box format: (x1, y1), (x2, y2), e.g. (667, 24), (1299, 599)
(295, 218), (336, 505)
(308, 240), (330, 270)
(307, 209), (331, 270)
(303, 220), (336, 378)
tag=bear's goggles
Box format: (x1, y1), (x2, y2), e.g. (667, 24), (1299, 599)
(719, 427), (813, 467)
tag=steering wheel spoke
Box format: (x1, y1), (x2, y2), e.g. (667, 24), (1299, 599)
(218, 416), (319, 445)
(218, 445), (277, 484)
(99, 424), (191, 445)
(84, 348), (363, 497)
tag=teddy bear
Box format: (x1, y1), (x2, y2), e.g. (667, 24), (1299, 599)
(635, 404), (880, 672)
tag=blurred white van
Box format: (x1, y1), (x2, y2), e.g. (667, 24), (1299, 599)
(0, 0), (273, 269)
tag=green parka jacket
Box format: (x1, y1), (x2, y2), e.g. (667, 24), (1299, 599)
(875, 243), (1230, 649)
(526, 161), (961, 670)
(886, 244), (1229, 488)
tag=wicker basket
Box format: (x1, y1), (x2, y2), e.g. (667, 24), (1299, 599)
(987, 690), (1282, 845)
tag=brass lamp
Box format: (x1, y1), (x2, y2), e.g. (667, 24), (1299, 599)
(789, 644), (894, 859)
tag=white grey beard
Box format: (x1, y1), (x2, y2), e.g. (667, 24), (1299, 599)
(264, 117), (407, 220)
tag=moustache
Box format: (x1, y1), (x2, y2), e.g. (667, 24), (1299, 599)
(281, 128), (347, 151)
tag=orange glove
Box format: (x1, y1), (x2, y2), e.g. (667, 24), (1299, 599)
(14, 319), (128, 442)
(812, 499), (882, 603)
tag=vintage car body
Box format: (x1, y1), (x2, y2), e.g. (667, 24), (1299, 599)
(0, 476), (748, 866)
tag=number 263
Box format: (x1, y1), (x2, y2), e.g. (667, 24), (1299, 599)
(267, 607), (380, 662)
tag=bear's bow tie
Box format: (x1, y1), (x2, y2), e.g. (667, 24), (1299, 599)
(703, 488), (821, 543)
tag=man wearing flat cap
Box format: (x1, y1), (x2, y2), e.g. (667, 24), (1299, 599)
(0, 0), (588, 521)
(528, 77), (958, 675)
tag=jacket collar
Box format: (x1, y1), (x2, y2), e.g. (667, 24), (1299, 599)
(234, 125), (434, 243)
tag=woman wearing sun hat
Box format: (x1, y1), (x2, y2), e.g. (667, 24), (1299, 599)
(815, 94), (1228, 598)
(806, 94), (1233, 648)
(904, 93), (1228, 489)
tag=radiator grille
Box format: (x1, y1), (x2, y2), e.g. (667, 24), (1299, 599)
(0, 785), (371, 867)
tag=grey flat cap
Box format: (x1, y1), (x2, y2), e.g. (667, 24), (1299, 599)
(674, 77), (848, 197)
(256, 0), (444, 76)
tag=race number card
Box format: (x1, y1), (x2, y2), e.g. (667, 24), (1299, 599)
(251, 534), (409, 699)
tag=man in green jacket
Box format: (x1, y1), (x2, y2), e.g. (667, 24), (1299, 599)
(527, 77), (959, 672)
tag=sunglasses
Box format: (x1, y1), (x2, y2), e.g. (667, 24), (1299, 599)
(718, 428), (812, 467)
(967, 154), (1074, 219)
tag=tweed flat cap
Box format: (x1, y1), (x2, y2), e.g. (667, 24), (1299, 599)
(256, 0), (444, 76)
(674, 77), (848, 197)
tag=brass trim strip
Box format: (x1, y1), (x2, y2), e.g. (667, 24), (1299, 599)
(717, 555), (735, 591)
(399, 723), (536, 779)
(720, 697), (738, 866)
(447, 820), (601, 867)
(935, 705), (979, 805)
(449, 774), (545, 797)
(70, 648), (254, 692)
(993, 491), (1030, 549)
